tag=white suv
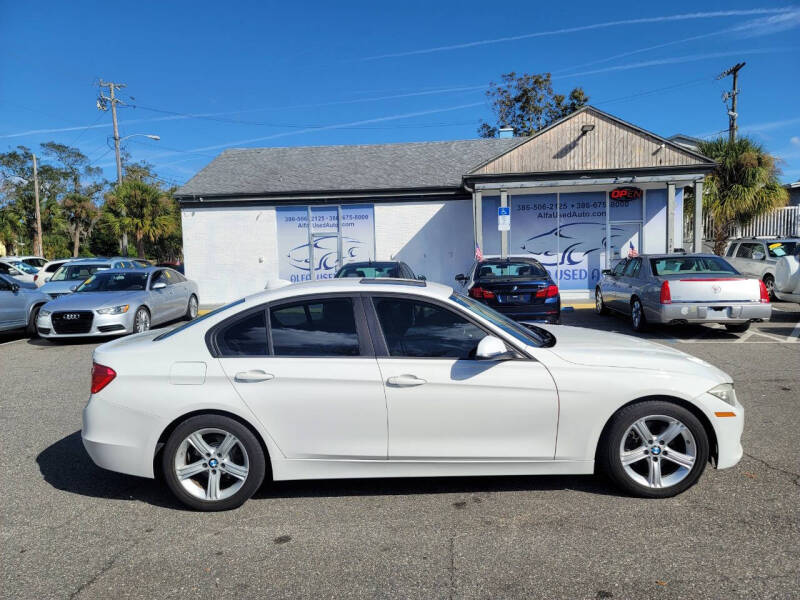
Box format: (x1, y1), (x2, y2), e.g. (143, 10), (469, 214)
(724, 238), (799, 299)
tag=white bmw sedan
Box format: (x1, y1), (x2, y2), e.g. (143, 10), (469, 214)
(82, 278), (744, 511)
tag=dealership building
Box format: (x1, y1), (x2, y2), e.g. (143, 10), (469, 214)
(176, 106), (715, 304)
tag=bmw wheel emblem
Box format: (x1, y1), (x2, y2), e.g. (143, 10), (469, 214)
(651, 446), (661, 455)
(208, 458), (219, 468)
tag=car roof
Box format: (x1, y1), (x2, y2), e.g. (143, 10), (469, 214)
(339, 261), (403, 267)
(244, 277), (452, 305)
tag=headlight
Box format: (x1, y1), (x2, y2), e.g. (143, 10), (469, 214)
(708, 383), (737, 406)
(39, 309), (51, 317)
(96, 304), (130, 315)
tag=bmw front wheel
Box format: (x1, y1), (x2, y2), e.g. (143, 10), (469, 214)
(600, 400), (709, 498)
(162, 414), (266, 511)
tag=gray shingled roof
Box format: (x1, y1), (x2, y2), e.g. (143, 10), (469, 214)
(175, 138), (523, 197)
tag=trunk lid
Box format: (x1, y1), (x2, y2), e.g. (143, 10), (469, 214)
(661, 275), (762, 303)
(473, 277), (553, 306)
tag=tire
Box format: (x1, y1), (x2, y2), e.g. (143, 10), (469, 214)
(27, 304), (42, 338)
(763, 274), (776, 301)
(595, 288), (609, 315)
(599, 400), (709, 498)
(725, 322), (750, 333)
(133, 307), (150, 333)
(185, 294), (199, 320)
(162, 414), (266, 511)
(630, 297), (647, 332)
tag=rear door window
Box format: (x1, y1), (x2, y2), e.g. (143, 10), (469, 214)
(217, 310), (268, 356)
(269, 298), (360, 356)
(623, 258), (641, 278)
(726, 243), (738, 257)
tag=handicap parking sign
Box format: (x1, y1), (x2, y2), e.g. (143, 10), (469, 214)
(498, 206), (510, 231)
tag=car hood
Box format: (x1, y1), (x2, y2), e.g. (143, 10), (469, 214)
(43, 291), (142, 311)
(540, 325), (730, 381)
(40, 280), (80, 295)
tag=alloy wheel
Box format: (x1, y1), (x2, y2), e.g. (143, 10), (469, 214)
(134, 309), (150, 333)
(188, 296), (198, 319)
(631, 300), (642, 329)
(595, 290), (603, 314)
(619, 415), (697, 489)
(174, 428), (250, 501)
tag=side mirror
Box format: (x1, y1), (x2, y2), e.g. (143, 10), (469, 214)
(69, 285), (78, 292)
(601, 269), (612, 276)
(475, 335), (516, 360)
(45, 276), (51, 282)
(454, 273), (467, 285)
(11, 283), (20, 293)
(152, 281), (167, 290)
(417, 275), (427, 281)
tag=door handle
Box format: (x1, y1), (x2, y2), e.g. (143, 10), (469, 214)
(386, 374), (427, 387)
(234, 370), (274, 383)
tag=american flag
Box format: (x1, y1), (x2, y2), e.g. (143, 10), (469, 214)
(475, 244), (483, 261)
(628, 241), (639, 258)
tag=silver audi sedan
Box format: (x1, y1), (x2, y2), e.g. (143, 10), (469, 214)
(37, 267), (199, 338)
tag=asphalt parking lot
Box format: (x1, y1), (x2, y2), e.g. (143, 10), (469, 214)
(1, 303), (798, 599)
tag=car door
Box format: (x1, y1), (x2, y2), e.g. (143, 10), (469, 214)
(0, 276), (29, 330)
(733, 243), (761, 276)
(148, 270), (175, 323)
(367, 295), (558, 460)
(165, 269), (189, 314)
(605, 259), (628, 310)
(215, 295), (387, 459)
(616, 258), (642, 312)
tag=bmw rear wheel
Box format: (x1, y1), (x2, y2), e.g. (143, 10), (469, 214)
(600, 400), (709, 498)
(133, 307), (150, 333)
(162, 414), (266, 511)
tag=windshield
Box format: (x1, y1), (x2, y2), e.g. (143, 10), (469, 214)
(475, 261), (547, 279)
(76, 272), (148, 292)
(337, 264), (401, 278)
(450, 292), (554, 348)
(9, 261), (38, 274)
(154, 298), (246, 341)
(51, 263), (107, 282)
(650, 256), (738, 276)
(767, 241), (797, 257)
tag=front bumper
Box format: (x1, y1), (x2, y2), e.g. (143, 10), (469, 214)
(700, 392), (745, 470)
(37, 310), (135, 338)
(650, 302), (771, 325)
(82, 393), (161, 478)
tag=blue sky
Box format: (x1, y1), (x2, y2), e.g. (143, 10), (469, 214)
(2, 1), (799, 186)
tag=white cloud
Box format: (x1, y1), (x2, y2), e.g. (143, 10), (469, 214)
(791, 136), (800, 146)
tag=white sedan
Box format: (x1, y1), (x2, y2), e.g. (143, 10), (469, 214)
(83, 279), (744, 511)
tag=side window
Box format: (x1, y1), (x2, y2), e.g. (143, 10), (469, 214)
(751, 244), (766, 260)
(736, 243), (755, 258)
(726, 243), (738, 257)
(163, 270), (178, 285)
(270, 298), (360, 356)
(373, 297), (485, 359)
(171, 270), (187, 283)
(217, 310), (268, 356)
(623, 258), (641, 277)
(612, 260), (627, 276)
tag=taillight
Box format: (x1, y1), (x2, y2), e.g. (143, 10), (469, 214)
(660, 280), (672, 304)
(469, 286), (496, 300)
(91, 362), (116, 394)
(535, 284), (559, 299)
(758, 280), (770, 303)
(34, 274), (39, 282)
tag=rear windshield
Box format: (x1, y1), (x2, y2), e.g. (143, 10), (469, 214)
(50, 264), (107, 281)
(337, 264), (400, 278)
(767, 241), (797, 257)
(8, 261), (38, 274)
(23, 258), (46, 268)
(476, 261), (547, 279)
(76, 272), (149, 292)
(650, 256), (738, 276)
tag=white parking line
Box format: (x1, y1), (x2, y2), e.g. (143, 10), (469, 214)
(789, 322), (800, 343)
(0, 338), (25, 347)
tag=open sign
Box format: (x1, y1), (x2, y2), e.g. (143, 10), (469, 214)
(610, 187), (643, 200)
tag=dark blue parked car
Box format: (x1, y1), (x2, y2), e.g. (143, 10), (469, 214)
(455, 255), (560, 324)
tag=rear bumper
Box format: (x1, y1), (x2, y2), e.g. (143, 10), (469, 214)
(649, 302), (771, 324)
(82, 393), (160, 478)
(490, 301), (561, 323)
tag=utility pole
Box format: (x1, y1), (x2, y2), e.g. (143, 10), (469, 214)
(32, 153), (43, 257)
(97, 80), (128, 254)
(718, 62), (745, 143)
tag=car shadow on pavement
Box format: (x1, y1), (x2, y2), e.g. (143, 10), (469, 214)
(39, 433), (624, 509)
(36, 431), (182, 509)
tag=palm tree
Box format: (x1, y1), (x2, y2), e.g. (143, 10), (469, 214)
(104, 180), (177, 258)
(698, 137), (789, 254)
(61, 193), (99, 256)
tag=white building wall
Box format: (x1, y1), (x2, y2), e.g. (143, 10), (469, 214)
(182, 206), (279, 305)
(374, 199), (473, 286)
